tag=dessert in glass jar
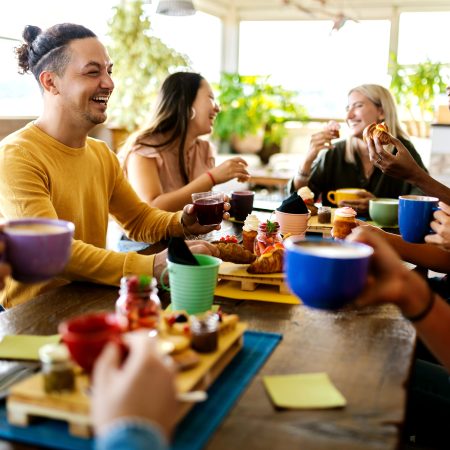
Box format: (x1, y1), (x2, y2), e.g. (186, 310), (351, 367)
(254, 220), (282, 256)
(116, 275), (161, 331)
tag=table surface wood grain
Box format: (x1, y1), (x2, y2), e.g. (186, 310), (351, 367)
(0, 278), (416, 450)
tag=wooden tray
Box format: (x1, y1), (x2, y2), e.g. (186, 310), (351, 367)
(218, 262), (288, 294)
(7, 322), (247, 438)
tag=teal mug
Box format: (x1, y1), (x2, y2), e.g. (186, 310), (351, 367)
(160, 254), (221, 314)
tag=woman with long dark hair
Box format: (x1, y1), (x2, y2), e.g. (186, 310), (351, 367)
(120, 72), (249, 212)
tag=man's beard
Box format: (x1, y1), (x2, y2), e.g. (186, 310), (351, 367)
(82, 111), (107, 126)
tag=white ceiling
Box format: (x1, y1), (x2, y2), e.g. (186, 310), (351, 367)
(195, 0), (450, 20)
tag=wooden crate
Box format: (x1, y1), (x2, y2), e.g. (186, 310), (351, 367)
(218, 262), (288, 294)
(7, 323), (247, 438)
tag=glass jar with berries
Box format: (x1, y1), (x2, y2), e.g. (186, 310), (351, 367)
(116, 275), (161, 331)
(254, 220), (282, 256)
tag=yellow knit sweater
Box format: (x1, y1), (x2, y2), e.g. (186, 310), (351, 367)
(0, 123), (183, 308)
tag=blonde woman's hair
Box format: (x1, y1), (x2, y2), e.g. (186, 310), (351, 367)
(345, 84), (409, 164)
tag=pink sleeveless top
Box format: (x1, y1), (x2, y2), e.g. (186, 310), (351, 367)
(125, 138), (215, 193)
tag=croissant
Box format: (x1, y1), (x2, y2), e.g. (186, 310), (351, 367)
(214, 242), (256, 264)
(247, 248), (284, 274)
(363, 122), (392, 145)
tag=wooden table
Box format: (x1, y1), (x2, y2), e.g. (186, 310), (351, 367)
(0, 280), (415, 450)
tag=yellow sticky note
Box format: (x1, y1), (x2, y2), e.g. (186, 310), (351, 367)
(0, 335), (61, 360)
(263, 372), (347, 409)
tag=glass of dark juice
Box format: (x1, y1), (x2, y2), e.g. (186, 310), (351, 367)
(192, 191), (225, 226)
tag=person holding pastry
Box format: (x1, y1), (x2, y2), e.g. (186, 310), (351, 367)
(290, 84), (427, 215)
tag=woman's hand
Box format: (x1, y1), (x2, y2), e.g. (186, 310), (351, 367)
(210, 157), (250, 184)
(306, 129), (338, 162)
(425, 202), (450, 252)
(339, 191), (375, 215)
(367, 135), (422, 182)
(91, 332), (178, 439)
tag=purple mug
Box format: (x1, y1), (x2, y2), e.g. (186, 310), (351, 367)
(1, 218), (74, 283)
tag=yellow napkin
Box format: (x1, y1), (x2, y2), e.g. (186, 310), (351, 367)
(215, 280), (300, 305)
(0, 335), (61, 360)
(263, 372), (347, 409)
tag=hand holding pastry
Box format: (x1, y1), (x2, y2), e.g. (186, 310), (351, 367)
(363, 122), (392, 146)
(366, 133), (423, 183)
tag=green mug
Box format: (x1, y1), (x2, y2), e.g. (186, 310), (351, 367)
(369, 198), (399, 227)
(160, 254), (221, 314)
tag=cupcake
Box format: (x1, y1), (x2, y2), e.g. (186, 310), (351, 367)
(297, 187), (318, 216)
(331, 207), (357, 239)
(242, 214), (259, 253)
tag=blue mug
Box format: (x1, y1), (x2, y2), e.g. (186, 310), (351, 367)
(398, 195), (439, 243)
(284, 237), (373, 310)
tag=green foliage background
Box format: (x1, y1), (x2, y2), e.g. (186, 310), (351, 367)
(390, 54), (446, 135)
(213, 73), (308, 146)
(106, 0), (190, 131)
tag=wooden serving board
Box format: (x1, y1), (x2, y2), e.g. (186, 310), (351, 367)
(7, 322), (247, 438)
(218, 262), (288, 294)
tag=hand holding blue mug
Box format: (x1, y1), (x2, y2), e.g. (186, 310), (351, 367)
(425, 202), (450, 252)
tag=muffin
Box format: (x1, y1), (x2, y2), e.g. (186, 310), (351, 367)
(331, 207), (357, 239)
(242, 214), (259, 253)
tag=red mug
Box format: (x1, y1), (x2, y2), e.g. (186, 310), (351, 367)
(59, 312), (125, 373)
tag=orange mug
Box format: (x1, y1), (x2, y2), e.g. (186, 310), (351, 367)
(327, 188), (368, 205)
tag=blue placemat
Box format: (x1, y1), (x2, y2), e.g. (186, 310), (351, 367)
(0, 330), (282, 450)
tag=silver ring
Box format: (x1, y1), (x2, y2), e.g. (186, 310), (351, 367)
(376, 156), (382, 164)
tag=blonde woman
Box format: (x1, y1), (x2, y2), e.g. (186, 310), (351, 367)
(120, 72), (249, 212)
(292, 84), (427, 214)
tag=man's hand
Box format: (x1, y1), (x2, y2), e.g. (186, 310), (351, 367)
(153, 241), (220, 283)
(425, 202), (450, 252)
(92, 332), (178, 439)
(181, 198), (231, 236)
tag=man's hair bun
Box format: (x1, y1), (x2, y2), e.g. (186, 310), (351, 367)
(22, 25), (42, 44)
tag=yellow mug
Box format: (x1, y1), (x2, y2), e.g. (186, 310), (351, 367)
(327, 188), (368, 205)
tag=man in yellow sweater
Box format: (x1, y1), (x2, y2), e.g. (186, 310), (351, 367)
(0, 23), (221, 308)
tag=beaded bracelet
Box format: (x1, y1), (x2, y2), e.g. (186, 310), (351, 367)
(403, 289), (436, 323)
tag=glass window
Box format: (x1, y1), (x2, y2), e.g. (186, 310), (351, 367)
(239, 20), (391, 118)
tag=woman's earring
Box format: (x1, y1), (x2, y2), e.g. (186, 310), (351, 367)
(190, 107), (196, 120)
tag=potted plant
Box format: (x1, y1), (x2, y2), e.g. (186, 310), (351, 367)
(213, 73), (307, 155)
(390, 55), (446, 137)
(106, 0), (190, 147)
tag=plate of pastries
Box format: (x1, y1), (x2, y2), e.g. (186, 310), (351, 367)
(213, 219), (286, 276)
